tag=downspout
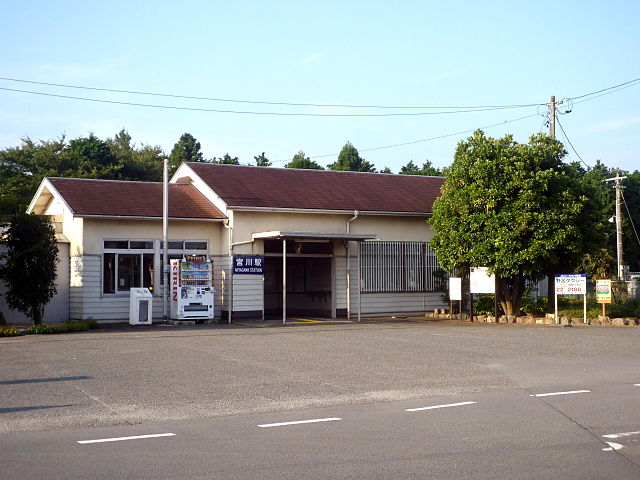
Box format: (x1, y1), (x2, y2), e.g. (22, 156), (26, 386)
(224, 219), (233, 324)
(346, 210), (359, 319)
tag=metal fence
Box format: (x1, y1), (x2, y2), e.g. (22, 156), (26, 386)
(360, 241), (441, 293)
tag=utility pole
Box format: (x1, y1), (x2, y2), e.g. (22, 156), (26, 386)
(605, 171), (628, 280)
(549, 96), (556, 137)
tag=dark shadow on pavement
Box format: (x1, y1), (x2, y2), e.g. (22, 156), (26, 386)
(0, 376), (91, 385)
(0, 404), (79, 414)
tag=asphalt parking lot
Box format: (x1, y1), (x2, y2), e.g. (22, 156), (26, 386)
(1, 319), (640, 434)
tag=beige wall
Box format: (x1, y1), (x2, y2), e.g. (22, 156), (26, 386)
(229, 210), (433, 255)
(81, 218), (225, 255)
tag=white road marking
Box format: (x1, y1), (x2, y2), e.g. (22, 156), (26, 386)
(258, 417), (342, 428)
(602, 431), (640, 439)
(602, 442), (624, 452)
(529, 390), (591, 397)
(77, 433), (176, 444)
(634, 384), (640, 387)
(405, 401), (476, 412)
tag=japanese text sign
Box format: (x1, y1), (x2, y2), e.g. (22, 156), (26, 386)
(233, 255), (264, 274)
(555, 274), (586, 295)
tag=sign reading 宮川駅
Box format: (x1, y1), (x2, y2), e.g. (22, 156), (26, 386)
(554, 274), (587, 324)
(233, 255), (264, 274)
(554, 274), (586, 294)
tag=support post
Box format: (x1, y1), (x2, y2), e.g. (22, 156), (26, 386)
(282, 239), (287, 324)
(357, 241), (361, 322)
(162, 156), (169, 323)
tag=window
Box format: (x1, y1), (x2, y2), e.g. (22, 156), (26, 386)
(360, 241), (442, 293)
(103, 239), (210, 293)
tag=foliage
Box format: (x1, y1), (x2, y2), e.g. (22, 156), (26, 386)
(0, 213), (59, 324)
(578, 248), (614, 281)
(23, 318), (98, 334)
(380, 166), (392, 174)
(621, 170), (640, 271)
(430, 130), (603, 316)
(0, 326), (22, 337)
(327, 142), (376, 172)
(520, 294), (547, 316)
(168, 132), (205, 174)
(0, 130), (166, 214)
(473, 294), (495, 316)
(399, 160), (441, 176)
(212, 153), (240, 165)
(254, 152), (271, 167)
(285, 150), (324, 169)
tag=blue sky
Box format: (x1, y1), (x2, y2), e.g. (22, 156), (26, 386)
(1, 1), (639, 173)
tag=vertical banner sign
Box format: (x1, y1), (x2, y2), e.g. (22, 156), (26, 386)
(449, 278), (462, 301)
(554, 274), (587, 324)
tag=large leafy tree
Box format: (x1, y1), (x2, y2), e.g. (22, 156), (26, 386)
(285, 151), (324, 170)
(107, 129), (164, 182)
(212, 153), (240, 165)
(327, 142), (376, 172)
(168, 132), (204, 174)
(0, 213), (59, 324)
(430, 130), (604, 316)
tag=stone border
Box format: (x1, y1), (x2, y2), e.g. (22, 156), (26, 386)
(425, 312), (639, 326)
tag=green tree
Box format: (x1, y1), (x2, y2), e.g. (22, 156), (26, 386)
(169, 133), (204, 174)
(212, 153), (240, 165)
(285, 151), (324, 169)
(327, 142), (376, 172)
(0, 213), (59, 324)
(399, 159), (441, 176)
(621, 170), (640, 271)
(430, 130), (603, 316)
(380, 166), (393, 174)
(107, 129), (164, 182)
(254, 152), (271, 167)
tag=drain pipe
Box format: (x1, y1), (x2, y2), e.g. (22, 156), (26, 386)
(346, 210), (359, 319)
(223, 219), (233, 324)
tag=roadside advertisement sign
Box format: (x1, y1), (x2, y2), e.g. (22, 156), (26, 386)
(596, 279), (612, 304)
(233, 255), (264, 274)
(554, 274), (587, 324)
(470, 267), (495, 294)
(554, 274), (586, 295)
(449, 277), (462, 301)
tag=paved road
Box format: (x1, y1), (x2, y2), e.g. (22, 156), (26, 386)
(1, 321), (640, 478)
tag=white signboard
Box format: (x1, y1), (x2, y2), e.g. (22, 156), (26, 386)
(449, 277), (462, 301)
(554, 274), (586, 295)
(470, 267), (495, 294)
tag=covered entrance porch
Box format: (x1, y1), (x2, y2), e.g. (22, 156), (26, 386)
(252, 231), (375, 324)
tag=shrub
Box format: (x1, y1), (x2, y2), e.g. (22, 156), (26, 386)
(23, 318), (98, 335)
(0, 327), (23, 337)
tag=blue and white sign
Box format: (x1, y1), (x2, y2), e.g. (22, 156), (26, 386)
(555, 274), (586, 295)
(233, 255), (264, 274)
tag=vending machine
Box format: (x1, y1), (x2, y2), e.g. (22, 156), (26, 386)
(170, 255), (214, 320)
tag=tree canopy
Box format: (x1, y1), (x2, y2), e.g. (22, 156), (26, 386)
(254, 152), (271, 167)
(212, 153), (240, 165)
(168, 132), (204, 174)
(285, 151), (324, 170)
(327, 142), (376, 172)
(429, 130), (606, 315)
(399, 160), (441, 176)
(0, 213), (59, 324)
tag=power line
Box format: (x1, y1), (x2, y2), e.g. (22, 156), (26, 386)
(0, 76), (542, 110)
(570, 78), (640, 101)
(0, 87), (532, 117)
(621, 191), (640, 249)
(272, 112), (541, 163)
(555, 115), (590, 169)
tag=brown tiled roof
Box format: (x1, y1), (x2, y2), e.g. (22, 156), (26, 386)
(187, 163), (445, 213)
(47, 178), (225, 219)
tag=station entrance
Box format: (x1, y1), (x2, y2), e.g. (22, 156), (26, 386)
(263, 239), (333, 318)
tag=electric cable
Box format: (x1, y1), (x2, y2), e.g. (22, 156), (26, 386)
(555, 115), (590, 169)
(621, 190), (640, 248)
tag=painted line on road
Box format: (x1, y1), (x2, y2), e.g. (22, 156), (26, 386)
(602, 441), (624, 452)
(635, 384), (640, 387)
(258, 417), (341, 428)
(405, 401), (476, 412)
(602, 431), (640, 439)
(77, 433), (176, 444)
(529, 390), (590, 397)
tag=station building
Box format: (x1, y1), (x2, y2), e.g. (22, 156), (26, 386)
(24, 163), (447, 323)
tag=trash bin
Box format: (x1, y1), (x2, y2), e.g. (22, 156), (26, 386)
(129, 288), (153, 325)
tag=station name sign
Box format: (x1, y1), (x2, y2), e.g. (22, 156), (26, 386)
(233, 255), (264, 274)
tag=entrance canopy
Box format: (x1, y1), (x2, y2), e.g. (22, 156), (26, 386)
(252, 231), (376, 242)
(252, 231), (376, 324)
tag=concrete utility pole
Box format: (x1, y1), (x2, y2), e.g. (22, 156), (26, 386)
(163, 156), (169, 322)
(605, 171), (628, 280)
(549, 96), (556, 137)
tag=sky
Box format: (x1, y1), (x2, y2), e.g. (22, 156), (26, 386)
(1, 1), (639, 173)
